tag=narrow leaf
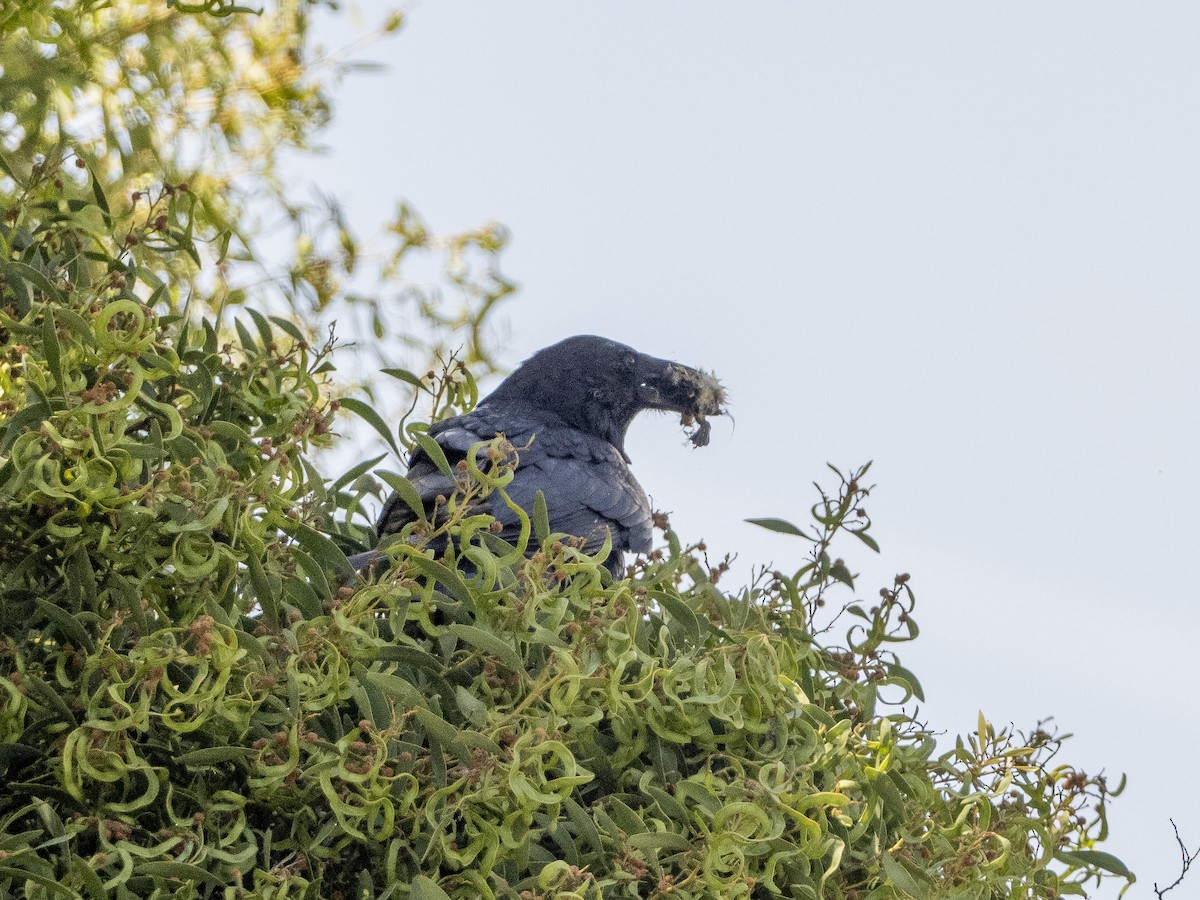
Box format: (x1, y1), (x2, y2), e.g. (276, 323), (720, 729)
(411, 431), (456, 482)
(402, 554), (472, 605)
(627, 832), (691, 853)
(410, 875), (452, 900)
(447, 623), (523, 671)
(268, 315), (305, 342)
(381, 367), (426, 389)
(41, 308), (64, 394)
(1054, 850), (1133, 879)
(363, 671), (426, 712)
(246, 307), (275, 348)
(331, 453), (386, 493)
(88, 162), (111, 225)
(234, 318), (257, 353)
(744, 517), (817, 540)
(851, 529), (881, 552)
(654, 591), (701, 645)
(35, 599), (95, 653)
(175, 746), (255, 767)
(532, 489), (551, 544)
(377, 470), (426, 519)
(886, 663), (926, 702)
(278, 519), (353, 580)
(340, 397), (401, 457)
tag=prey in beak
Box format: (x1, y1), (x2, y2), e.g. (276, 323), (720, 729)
(634, 356), (727, 448)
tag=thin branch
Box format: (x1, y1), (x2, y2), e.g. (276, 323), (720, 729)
(1154, 819), (1200, 898)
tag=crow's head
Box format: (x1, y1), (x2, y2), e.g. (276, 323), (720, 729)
(483, 335), (726, 460)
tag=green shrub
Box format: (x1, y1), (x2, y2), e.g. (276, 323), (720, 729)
(0, 3), (1132, 898)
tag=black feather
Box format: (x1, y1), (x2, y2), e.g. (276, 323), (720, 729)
(363, 335), (724, 577)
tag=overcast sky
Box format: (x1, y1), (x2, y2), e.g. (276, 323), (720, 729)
(291, 4), (1200, 894)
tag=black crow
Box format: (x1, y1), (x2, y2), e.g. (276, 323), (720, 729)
(354, 335), (725, 577)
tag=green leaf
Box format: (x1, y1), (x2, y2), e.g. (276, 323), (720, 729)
(627, 831), (691, 853)
(411, 431), (456, 482)
(2, 261), (64, 303)
(0, 399), (53, 455)
(35, 599), (95, 653)
(331, 453), (386, 493)
(643, 785), (689, 823)
(137, 861), (225, 888)
(1054, 849), (1133, 879)
(886, 663), (925, 702)
(532, 489), (550, 544)
(410, 875), (452, 900)
(278, 518), (353, 579)
(234, 317), (257, 353)
(381, 367), (426, 389)
(452, 729), (503, 758)
(363, 671), (426, 712)
(563, 799), (605, 854)
(879, 851), (930, 899)
(851, 528), (881, 552)
(871, 771), (907, 819)
(269, 315), (305, 342)
(51, 307), (94, 344)
(287, 549), (332, 613)
(377, 470), (426, 519)
(354, 668), (391, 725)
(454, 685), (487, 727)
(69, 853), (106, 898)
(377, 644), (445, 673)
(653, 591), (701, 645)
(281, 579), (321, 625)
(744, 517), (817, 540)
(41, 309), (64, 395)
(246, 307), (275, 348)
(402, 554), (472, 605)
(413, 708), (468, 761)
(0, 866), (76, 897)
(215, 227), (233, 264)
(175, 746), (255, 767)
(87, 162), (111, 225)
(243, 544), (281, 628)
(604, 798), (648, 835)
(340, 396), (401, 457)
(21, 674), (77, 727)
(447, 623), (524, 671)
(375, 648), (457, 703)
(0, 149), (18, 182)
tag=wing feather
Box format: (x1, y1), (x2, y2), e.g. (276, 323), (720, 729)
(374, 402), (653, 574)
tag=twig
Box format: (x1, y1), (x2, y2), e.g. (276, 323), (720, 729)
(1154, 819), (1200, 898)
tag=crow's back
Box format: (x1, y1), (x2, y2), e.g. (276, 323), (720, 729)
(376, 402), (652, 574)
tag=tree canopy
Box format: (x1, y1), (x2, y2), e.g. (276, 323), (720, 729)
(0, 3), (1132, 898)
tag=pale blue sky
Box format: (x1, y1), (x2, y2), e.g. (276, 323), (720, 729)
(293, 4), (1200, 894)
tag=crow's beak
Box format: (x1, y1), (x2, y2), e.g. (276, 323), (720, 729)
(635, 355), (726, 446)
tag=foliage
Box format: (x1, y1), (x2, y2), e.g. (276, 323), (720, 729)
(0, 0), (514, 377)
(0, 2), (1133, 899)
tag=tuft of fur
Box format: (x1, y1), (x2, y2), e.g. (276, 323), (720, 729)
(668, 364), (726, 447)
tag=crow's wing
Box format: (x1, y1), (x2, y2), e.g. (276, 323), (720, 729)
(373, 403), (652, 573)
(374, 409), (501, 537)
(493, 424), (652, 555)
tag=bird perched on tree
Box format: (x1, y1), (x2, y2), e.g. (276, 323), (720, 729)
(352, 335), (725, 577)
